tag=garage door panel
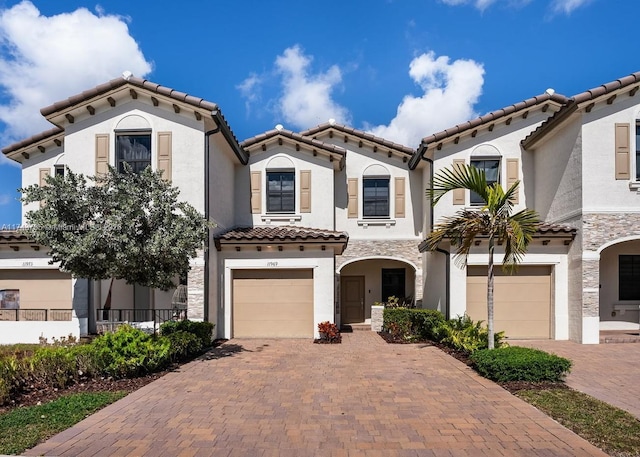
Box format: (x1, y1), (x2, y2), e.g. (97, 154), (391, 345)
(466, 268), (551, 339)
(0, 270), (72, 309)
(232, 270), (314, 338)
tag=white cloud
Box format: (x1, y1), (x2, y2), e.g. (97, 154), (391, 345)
(441, 0), (591, 14)
(0, 1), (152, 163)
(0, 194), (11, 206)
(274, 45), (351, 129)
(366, 51), (484, 147)
(549, 0), (593, 14)
(237, 73), (263, 116)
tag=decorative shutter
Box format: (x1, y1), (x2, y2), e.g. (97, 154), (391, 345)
(394, 177), (405, 218)
(39, 168), (50, 208)
(615, 123), (630, 180)
(506, 158), (519, 204)
(452, 159), (465, 205)
(95, 134), (109, 176)
(250, 171), (262, 214)
(300, 170), (311, 213)
(347, 178), (358, 218)
(157, 132), (172, 181)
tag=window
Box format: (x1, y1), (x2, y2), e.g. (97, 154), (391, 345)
(470, 159), (500, 205)
(267, 170), (295, 213)
(116, 133), (151, 174)
(363, 178), (389, 218)
(54, 165), (65, 177)
(381, 269), (405, 302)
(619, 255), (640, 300)
(635, 123), (640, 180)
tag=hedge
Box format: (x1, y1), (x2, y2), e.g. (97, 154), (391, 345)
(470, 346), (572, 382)
(382, 308), (445, 341)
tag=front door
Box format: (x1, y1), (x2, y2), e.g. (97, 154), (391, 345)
(341, 276), (364, 324)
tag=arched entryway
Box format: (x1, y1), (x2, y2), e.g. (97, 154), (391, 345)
(598, 238), (640, 331)
(337, 257), (417, 325)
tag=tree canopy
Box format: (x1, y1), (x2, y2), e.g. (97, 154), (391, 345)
(20, 166), (208, 290)
(424, 163), (539, 348)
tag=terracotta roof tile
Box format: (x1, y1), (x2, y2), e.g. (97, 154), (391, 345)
(215, 226), (349, 251)
(0, 230), (35, 244)
(418, 222), (576, 252)
(299, 122), (415, 155)
(241, 128), (347, 157)
(1, 127), (64, 155)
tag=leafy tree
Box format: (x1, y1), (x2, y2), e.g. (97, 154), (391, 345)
(424, 163), (539, 349)
(20, 166), (208, 290)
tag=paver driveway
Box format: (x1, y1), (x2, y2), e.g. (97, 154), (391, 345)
(516, 339), (640, 420)
(28, 332), (606, 457)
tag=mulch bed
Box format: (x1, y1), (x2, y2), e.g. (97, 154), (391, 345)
(377, 331), (567, 393)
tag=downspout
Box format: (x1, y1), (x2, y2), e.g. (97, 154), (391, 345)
(203, 126), (220, 324)
(424, 153), (451, 320)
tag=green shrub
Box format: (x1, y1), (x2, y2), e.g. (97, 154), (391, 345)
(160, 320), (214, 348)
(29, 347), (76, 389)
(470, 346), (572, 382)
(90, 325), (171, 378)
(433, 314), (505, 354)
(70, 344), (105, 378)
(166, 331), (203, 362)
(382, 308), (445, 341)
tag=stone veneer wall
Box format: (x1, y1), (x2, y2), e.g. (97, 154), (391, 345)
(187, 249), (205, 320)
(336, 239), (423, 303)
(581, 212), (640, 322)
(564, 215), (584, 342)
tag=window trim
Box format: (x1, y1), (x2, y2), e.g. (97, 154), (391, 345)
(266, 169), (296, 214)
(115, 129), (152, 174)
(469, 157), (501, 206)
(54, 164), (65, 177)
(362, 176), (390, 218)
(635, 122), (640, 181)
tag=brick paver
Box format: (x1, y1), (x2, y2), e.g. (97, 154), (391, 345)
(516, 339), (640, 419)
(27, 332), (607, 456)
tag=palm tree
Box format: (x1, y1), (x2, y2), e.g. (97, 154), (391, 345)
(424, 163), (539, 349)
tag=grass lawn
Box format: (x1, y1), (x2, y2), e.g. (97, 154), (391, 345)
(0, 391), (126, 455)
(518, 388), (640, 457)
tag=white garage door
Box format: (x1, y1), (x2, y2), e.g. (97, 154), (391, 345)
(466, 265), (552, 339)
(232, 269), (314, 338)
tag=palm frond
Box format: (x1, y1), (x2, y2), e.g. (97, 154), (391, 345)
(427, 164), (489, 205)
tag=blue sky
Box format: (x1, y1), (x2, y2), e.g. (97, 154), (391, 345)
(0, 0), (635, 225)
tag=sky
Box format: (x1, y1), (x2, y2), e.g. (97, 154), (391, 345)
(0, 0), (635, 225)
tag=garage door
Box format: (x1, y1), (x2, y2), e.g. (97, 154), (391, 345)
(0, 269), (72, 309)
(466, 265), (551, 339)
(232, 269), (313, 338)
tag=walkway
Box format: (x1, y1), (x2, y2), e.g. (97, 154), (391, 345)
(28, 332), (607, 456)
(516, 339), (640, 419)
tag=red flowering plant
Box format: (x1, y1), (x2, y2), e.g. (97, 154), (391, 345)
(316, 321), (342, 344)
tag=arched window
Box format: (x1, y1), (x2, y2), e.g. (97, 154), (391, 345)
(470, 144), (501, 206)
(266, 156), (295, 213)
(115, 115), (151, 174)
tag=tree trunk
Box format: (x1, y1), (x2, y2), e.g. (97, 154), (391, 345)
(487, 236), (495, 350)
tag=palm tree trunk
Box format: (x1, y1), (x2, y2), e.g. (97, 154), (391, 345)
(487, 236), (495, 350)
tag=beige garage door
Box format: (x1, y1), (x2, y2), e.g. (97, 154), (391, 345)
(232, 269), (314, 338)
(467, 265), (551, 339)
(0, 269), (72, 309)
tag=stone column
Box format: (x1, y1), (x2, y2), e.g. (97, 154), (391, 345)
(187, 250), (205, 320)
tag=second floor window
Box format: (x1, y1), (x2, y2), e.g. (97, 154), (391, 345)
(470, 159), (500, 205)
(267, 170), (295, 212)
(363, 177), (389, 218)
(116, 133), (151, 174)
(635, 123), (640, 181)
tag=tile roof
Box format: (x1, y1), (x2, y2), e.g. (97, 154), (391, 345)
(0, 230), (36, 244)
(418, 222), (576, 252)
(241, 128), (348, 157)
(299, 122), (415, 156)
(40, 75), (219, 117)
(522, 71), (640, 149)
(2, 127), (63, 155)
(409, 91), (569, 169)
(215, 226), (349, 250)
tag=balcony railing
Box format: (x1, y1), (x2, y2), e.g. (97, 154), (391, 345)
(0, 309), (73, 321)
